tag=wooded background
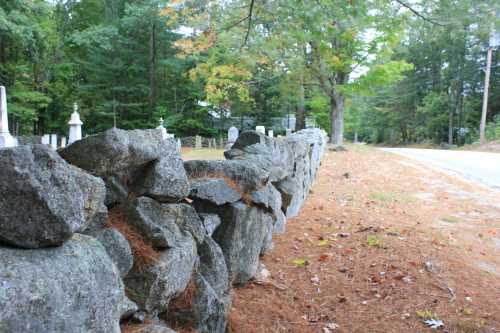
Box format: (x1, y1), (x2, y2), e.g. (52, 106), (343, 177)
(0, 0), (498, 145)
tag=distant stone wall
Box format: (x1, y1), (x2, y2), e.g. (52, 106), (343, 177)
(0, 127), (326, 333)
(181, 135), (227, 148)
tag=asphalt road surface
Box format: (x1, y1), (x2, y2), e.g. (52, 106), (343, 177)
(381, 148), (500, 190)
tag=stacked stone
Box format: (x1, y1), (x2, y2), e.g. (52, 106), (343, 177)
(0, 126), (326, 333)
(185, 128), (327, 288)
(0, 144), (133, 332)
(59, 128), (230, 332)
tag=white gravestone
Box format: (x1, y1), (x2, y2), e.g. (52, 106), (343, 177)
(60, 137), (67, 148)
(177, 138), (182, 152)
(286, 128), (292, 136)
(255, 126), (265, 134)
(50, 134), (58, 150)
(156, 117), (174, 139)
(68, 103), (83, 145)
(41, 134), (50, 145)
(228, 126), (239, 144)
(0, 86), (15, 148)
(268, 130), (274, 138)
(195, 135), (202, 149)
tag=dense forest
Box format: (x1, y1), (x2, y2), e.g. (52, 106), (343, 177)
(0, 0), (498, 145)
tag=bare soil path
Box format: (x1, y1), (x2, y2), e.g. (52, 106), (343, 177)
(227, 145), (500, 333)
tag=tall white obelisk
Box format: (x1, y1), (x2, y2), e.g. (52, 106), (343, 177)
(0, 86), (15, 148)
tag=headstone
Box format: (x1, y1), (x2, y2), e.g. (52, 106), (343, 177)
(156, 117), (169, 140)
(286, 128), (292, 136)
(208, 138), (212, 149)
(50, 134), (58, 150)
(60, 137), (67, 149)
(212, 138), (217, 149)
(195, 135), (202, 149)
(228, 126), (239, 145)
(267, 130), (274, 138)
(255, 126), (265, 134)
(0, 86), (15, 148)
(177, 138), (182, 152)
(41, 134), (50, 145)
(68, 103), (83, 145)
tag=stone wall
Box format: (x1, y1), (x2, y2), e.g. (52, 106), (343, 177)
(0, 127), (326, 333)
(181, 135), (227, 148)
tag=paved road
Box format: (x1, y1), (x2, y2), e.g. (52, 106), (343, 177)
(381, 148), (500, 190)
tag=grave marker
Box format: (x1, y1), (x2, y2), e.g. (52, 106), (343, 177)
(68, 103), (83, 144)
(0, 86), (15, 148)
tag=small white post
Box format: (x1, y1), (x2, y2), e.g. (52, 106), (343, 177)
(255, 126), (265, 134)
(268, 129), (274, 138)
(157, 117), (168, 139)
(60, 137), (67, 148)
(41, 134), (50, 145)
(50, 134), (58, 150)
(0, 86), (15, 148)
(195, 135), (202, 149)
(68, 103), (83, 145)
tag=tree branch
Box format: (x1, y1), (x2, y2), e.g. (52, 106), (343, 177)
(242, 0), (255, 46)
(394, 0), (446, 27)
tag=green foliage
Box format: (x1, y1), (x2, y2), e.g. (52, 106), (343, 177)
(1, 0), (497, 144)
(485, 116), (500, 141)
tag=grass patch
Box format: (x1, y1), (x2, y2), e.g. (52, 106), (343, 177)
(416, 310), (436, 320)
(369, 191), (415, 205)
(182, 148), (225, 161)
(441, 215), (460, 224)
(366, 235), (382, 247)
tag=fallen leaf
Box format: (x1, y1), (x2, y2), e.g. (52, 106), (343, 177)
(292, 258), (307, 267)
(318, 254), (330, 262)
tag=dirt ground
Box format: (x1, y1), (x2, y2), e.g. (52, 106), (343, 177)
(461, 140), (500, 153)
(225, 145), (500, 333)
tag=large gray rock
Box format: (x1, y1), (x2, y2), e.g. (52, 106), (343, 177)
(199, 214), (221, 237)
(92, 228), (133, 278)
(60, 128), (163, 175)
(60, 128), (189, 205)
(169, 237), (230, 333)
(129, 324), (177, 333)
(194, 201), (268, 285)
(0, 144), (107, 248)
(189, 178), (241, 205)
(133, 142), (190, 203)
(198, 237), (229, 296)
(224, 130), (292, 182)
(260, 213), (274, 255)
(251, 183), (287, 233)
(0, 234), (131, 333)
(124, 234), (197, 314)
(184, 159), (269, 193)
(275, 176), (302, 218)
(124, 197), (205, 248)
(190, 271), (230, 333)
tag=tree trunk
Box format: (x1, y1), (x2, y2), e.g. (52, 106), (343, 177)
(295, 74), (306, 131)
(330, 94), (344, 145)
(448, 110), (453, 145)
(148, 22), (156, 121)
(479, 46), (492, 144)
